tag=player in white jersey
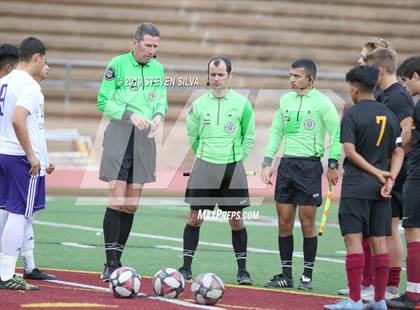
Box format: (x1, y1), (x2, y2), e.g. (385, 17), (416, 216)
(0, 43), (56, 286)
(0, 37), (55, 290)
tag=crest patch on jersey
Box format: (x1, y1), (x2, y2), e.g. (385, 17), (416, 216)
(224, 122), (236, 134)
(148, 90), (157, 101)
(304, 119), (315, 130)
(104, 67), (116, 81)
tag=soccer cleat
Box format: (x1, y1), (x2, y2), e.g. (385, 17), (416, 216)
(297, 275), (313, 290)
(100, 263), (118, 282)
(386, 293), (418, 310)
(23, 268), (57, 280)
(178, 266), (192, 280)
(264, 274), (293, 288)
(0, 275), (39, 290)
(324, 298), (364, 310)
(363, 299), (387, 310)
(384, 285), (400, 300)
(237, 269), (253, 286)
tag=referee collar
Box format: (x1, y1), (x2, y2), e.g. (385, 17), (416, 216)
(208, 88), (232, 100)
(128, 51), (152, 67)
(293, 87), (317, 97)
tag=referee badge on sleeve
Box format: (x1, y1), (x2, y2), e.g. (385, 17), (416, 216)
(105, 67), (116, 81)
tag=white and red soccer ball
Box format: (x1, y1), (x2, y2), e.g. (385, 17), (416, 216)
(109, 267), (141, 298)
(152, 268), (185, 298)
(191, 272), (225, 305)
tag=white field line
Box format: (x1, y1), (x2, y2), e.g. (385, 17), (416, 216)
(61, 242), (96, 249)
(34, 220), (345, 264)
(17, 274), (224, 310)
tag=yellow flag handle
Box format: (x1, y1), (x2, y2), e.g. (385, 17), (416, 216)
(318, 189), (334, 236)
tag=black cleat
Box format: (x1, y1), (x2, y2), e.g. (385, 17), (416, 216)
(178, 266), (192, 280)
(237, 269), (253, 286)
(386, 293), (419, 310)
(297, 275), (313, 290)
(23, 268), (57, 281)
(100, 263), (118, 282)
(264, 274), (294, 288)
(0, 275), (39, 290)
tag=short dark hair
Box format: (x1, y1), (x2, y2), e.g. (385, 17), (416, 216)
(291, 58), (317, 80)
(346, 65), (379, 93)
(207, 56), (232, 74)
(18, 37), (46, 62)
(397, 56), (420, 80)
(134, 23), (160, 41)
(0, 44), (19, 70)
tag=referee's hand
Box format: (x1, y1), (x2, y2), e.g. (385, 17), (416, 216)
(130, 113), (150, 130)
(261, 166), (273, 185)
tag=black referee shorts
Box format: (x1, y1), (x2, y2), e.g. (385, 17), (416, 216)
(185, 158), (250, 211)
(99, 121), (156, 184)
(275, 157), (323, 206)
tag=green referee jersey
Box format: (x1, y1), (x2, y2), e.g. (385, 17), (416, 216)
(264, 88), (341, 163)
(97, 52), (167, 121)
(187, 89), (255, 164)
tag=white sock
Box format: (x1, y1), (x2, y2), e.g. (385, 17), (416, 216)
(1, 213), (27, 280)
(0, 209), (9, 275)
(22, 222), (36, 273)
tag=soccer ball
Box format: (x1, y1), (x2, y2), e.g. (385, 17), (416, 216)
(191, 273), (224, 305)
(109, 267), (141, 298)
(152, 268), (185, 298)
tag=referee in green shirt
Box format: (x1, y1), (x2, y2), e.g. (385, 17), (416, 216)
(178, 56), (255, 285)
(97, 23), (167, 281)
(261, 59), (341, 290)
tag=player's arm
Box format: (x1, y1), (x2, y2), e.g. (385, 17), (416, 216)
(321, 100), (342, 186)
(261, 103), (284, 185)
(12, 106), (39, 176)
(186, 102), (200, 153)
(400, 116), (412, 154)
(240, 100), (255, 160)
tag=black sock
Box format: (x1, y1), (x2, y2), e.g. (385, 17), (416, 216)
(279, 235), (294, 278)
(116, 212), (135, 264)
(183, 224), (200, 270)
(303, 236), (317, 279)
(232, 227), (247, 271)
(103, 208), (122, 266)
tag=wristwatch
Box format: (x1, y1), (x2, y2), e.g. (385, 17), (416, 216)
(328, 160), (339, 170)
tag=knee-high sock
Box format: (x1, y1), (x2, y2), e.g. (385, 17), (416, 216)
(374, 254), (390, 301)
(406, 242), (420, 301)
(362, 237), (374, 287)
(388, 266), (401, 287)
(21, 222), (36, 273)
(182, 224), (200, 270)
(1, 213), (27, 281)
(279, 235), (293, 278)
(346, 253), (364, 302)
(0, 209), (9, 274)
(103, 208), (122, 266)
(303, 236), (317, 279)
(116, 212), (134, 264)
(232, 228), (247, 271)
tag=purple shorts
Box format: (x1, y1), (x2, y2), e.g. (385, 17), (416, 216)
(0, 154), (45, 217)
(0, 164), (6, 208)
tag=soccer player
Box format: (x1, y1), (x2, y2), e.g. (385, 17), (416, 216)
(324, 65), (404, 310)
(339, 37), (396, 300)
(366, 47), (414, 299)
(178, 56), (255, 285)
(0, 37), (55, 290)
(97, 23), (167, 281)
(0, 43), (56, 284)
(387, 56), (420, 309)
(261, 58), (341, 290)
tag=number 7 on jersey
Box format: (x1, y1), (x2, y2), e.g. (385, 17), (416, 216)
(376, 115), (387, 146)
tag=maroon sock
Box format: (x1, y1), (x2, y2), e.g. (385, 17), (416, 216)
(362, 238), (374, 287)
(346, 253), (364, 302)
(388, 267), (402, 287)
(374, 254), (390, 301)
(406, 242), (420, 301)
